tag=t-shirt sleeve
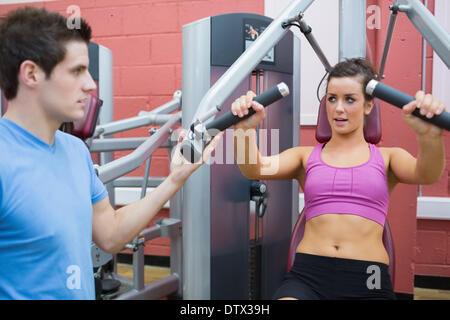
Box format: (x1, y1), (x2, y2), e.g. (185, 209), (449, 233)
(85, 149), (108, 204)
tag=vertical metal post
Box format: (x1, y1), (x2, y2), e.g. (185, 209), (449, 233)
(339, 0), (367, 60)
(98, 45), (116, 206)
(133, 241), (145, 291)
(418, 0), (429, 198)
(291, 35), (301, 230)
(181, 17), (212, 300)
(168, 145), (183, 298)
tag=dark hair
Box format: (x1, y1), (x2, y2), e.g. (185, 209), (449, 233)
(0, 7), (92, 100)
(327, 58), (376, 101)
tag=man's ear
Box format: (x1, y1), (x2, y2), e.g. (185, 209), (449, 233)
(19, 60), (45, 89)
(364, 99), (374, 116)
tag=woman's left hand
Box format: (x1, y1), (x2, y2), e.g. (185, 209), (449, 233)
(402, 91), (445, 137)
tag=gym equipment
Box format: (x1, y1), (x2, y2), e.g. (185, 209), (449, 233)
(366, 80), (450, 131)
(181, 12), (300, 299)
(181, 82), (290, 163)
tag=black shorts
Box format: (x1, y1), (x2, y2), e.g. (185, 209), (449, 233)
(273, 253), (396, 300)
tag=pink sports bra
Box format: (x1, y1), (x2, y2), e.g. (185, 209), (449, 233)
(303, 143), (389, 227)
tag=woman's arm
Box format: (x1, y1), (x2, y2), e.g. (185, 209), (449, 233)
(388, 91), (446, 186)
(232, 91), (304, 181)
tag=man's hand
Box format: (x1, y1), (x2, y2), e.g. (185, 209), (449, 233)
(169, 129), (224, 185)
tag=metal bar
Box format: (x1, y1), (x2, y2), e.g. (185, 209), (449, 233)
(378, 8), (399, 78)
(140, 157), (152, 198)
(116, 274), (180, 300)
(113, 177), (165, 188)
(418, 0), (428, 198)
(139, 90), (182, 116)
(94, 114), (175, 137)
(421, 0), (429, 92)
(90, 138), (144, 152)
(97, 113), (180, 184)
(90, 138), (172, 152)
(190, 0), (315, 124)
(141, 225), (162, 242)
(398, 0), (450, 69)
(339, 0), (366, 61)
(132, 241), (145, 291)
(167, 145), (183, 298)
(298, 19), (332, 72)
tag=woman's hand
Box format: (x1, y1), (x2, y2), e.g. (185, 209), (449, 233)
(169, 129), (224, 186)
(402, 91), (445, 137)
(231, 91), (266, 130)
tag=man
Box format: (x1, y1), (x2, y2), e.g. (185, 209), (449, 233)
(0, 7), (222, 299)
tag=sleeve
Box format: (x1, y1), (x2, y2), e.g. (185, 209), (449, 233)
(84, 147), (108, 204)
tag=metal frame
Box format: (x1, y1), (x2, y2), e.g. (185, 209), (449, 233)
(398, 0), (450, 69)
(189, 0), (314, 125)
(186, 0), (448, 135)
(96, 113), (180, 185)
(85, 89), (183, 299)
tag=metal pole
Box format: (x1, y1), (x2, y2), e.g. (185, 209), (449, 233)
(397, 0), (450, 69)
(339, 0), (367, 61)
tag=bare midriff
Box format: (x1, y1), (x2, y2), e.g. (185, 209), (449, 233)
(296, 213), (389, 265)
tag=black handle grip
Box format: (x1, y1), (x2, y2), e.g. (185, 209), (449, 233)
(205, 82), (289, 132)
(367, 80), (450, 131)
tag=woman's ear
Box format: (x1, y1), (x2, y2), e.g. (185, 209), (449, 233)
(364, 99), (374, 116)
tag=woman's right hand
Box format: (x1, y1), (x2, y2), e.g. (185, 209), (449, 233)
(231, 90), (266, 130)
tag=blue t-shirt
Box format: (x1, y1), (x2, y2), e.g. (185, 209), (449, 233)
(0, 118), (108, 299)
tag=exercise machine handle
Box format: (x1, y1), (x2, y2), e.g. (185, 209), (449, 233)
(366, 80), (450, 131)
(180, 82), (290, 163)
(205, 82), (290, 131)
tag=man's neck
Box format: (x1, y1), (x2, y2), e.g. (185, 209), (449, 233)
(3, 96), (61, 146)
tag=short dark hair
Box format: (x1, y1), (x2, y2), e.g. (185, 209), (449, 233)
(327, 58), (376, 101)
(0, 7), (92, 100)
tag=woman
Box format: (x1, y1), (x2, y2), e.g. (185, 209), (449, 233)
(232, 58), (445, 300)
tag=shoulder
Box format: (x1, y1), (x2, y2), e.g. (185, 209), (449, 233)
(281, 146), (315, 163)
(56, 130), (88, 151)
(378, 146), (414, 162)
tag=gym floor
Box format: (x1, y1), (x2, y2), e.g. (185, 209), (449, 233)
(116, 264), (450, 300)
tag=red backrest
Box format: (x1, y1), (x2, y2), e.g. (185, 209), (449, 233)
(72, 94), (103, 140)
(315, 96), (382, 144)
